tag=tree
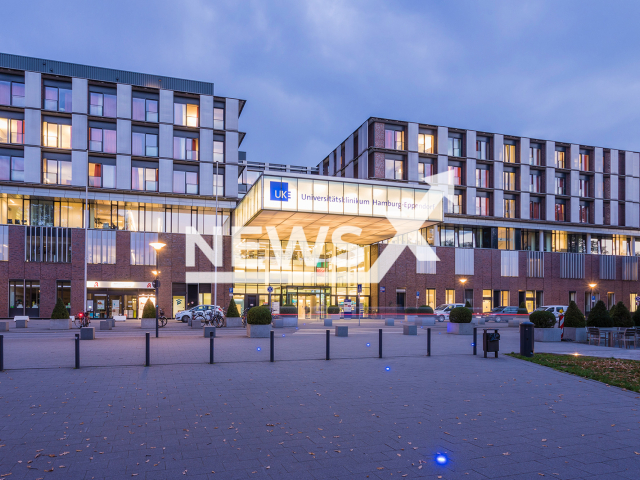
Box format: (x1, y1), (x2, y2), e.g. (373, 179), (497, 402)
(586, 300), (613, 328)
(632, 307), (640, 327)
(226, 298), (240, 317)
(610, 301), (633, 327)
(464, 300), (472, 308)
(142, 298), (156, 318)
(50, 297), (70, 320)
(563, 301), (585, 328)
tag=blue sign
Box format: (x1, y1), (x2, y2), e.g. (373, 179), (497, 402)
(380, 286), (385, 293)
(416, 291), (420, 297)
(270, 181), (291, 201)
(357, 284), (362, 293)
(591, 295), (595, 301)
(229, 287), (233, 293)
(267, 286), (273, 293)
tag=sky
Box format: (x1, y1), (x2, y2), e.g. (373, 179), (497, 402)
(2, 0), (640, 167)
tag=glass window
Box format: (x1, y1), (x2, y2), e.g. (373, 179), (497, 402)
(89, 128), (116, 153)
(0, 118), (24, 144)
(476, 196), (489, 216)
(384, 129), (404, 150)
(497, 227), (515, 250)
(503, 198), (516, 218)
(26, 227), (71, 262)
(90, 92), (117, 117)
(132, 167), (158, 192)
(555, 150), (565, 169)
(555, 176), (566, 195)
(503, 171), (516, 190)
(447, 192), (462, 214)
(579, 203), (589, 223)
(445, 289), (455, 304)
(44, 86), (72, 112)
(385, 159), (403, 180)
(476, 168), (489, 188)
(213, 173), (223, 196)
(174, 103), (199, 127)
(213, 107), (224, 130)
(132, 98), (158, 122)
(447, 165), (462, 185)
(418, 133), (433, 153)
(213, 140), (224, 162)
(504, 143), (516, 163)
(529, 173), (540, 193)
(555, 202), (565, 221)
(130, 232), (158, 265)
(42, 122), (72, 149)
(530, 200), (541, 219)
(476, 139), (488, 160)
(579, 177), (589, 197)
(418, 162), (433, 182)
(448, 137), (462, 157)
(0, 81), (10, 105)
(579, 153), (590, 171)
(87, 230), (116, 264)
(173, 170), (199, 195)
(132, 132), (158, 157)
(529, 145), (541, 165)
(88, 163), (116, 189)
(173, 136), (199, 161)
(43, 158), (71, 185)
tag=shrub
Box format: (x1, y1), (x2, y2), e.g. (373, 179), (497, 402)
(226, 298), (240, 318)
(464, 300), (472, 308)
(418, 305), (434, 314)
(517, 307), (528, 315)
(247, 306), (272, 325)
(280, 304), (298, 315)
(529, 310), (555, 328)
(611, 301), (633, 327)
(449, 307), (472, 323)
(519, 302), (526, 309)
(142, 298), (156, 318)
(586, 300), (613, 328)
(405, 307), (417, 314)
(50, 297), (70, 320)
(633, 307), (640, 327)
(327, 305), (340, 314)
(563, 301), (585, 328)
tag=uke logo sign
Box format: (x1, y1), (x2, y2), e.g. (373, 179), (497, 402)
(270, 181), (291, 201)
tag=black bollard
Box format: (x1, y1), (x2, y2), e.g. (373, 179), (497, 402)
(378, 328), (382, 358)
(75, 333), (80, 369)
(210, 331), (214, 364)
(427, 327), (431, 357)
(473, 327), (477, 356)
(325, 329), (330, 360)
(145, 332), (150, 367)
(270, 330), (274, 363)
(0, 334), (4, 371)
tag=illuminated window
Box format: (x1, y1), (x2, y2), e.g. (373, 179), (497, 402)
(445, 289), (455, 304)
(503, 142), (516, 163)
(384, 128), (404, 150)
(579, 151), (590, 171)
(385, 159), (403, 180)
(418, 133), (434, 153)
(503, 170), (516, 190)
(88, 163), (116, 189)
(497, 227), (515, 250)
(555, 149), (565, 169)
(174, 102), (199, 127)
(503, 198), (516, 218)
(0, 118), (23, 144)
(42, 122), (71, 149)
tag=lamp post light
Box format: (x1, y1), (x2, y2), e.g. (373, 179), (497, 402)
(459, 278), (468, 307)
(150, 242), (166, 338)
(588, 283), (597, 311)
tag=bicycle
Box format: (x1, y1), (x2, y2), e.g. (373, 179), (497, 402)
(73, 311), (91, 328)
(241, 307), (250, 327)
(195, 309), (225, 328)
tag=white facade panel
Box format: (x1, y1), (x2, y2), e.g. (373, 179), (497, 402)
(116, 155), (131, 190)
(71, 150), (87, 187)
(610, 200), (619, 226)
(520, 164), (530, 191)
(594, 147), (604, 173)
(116, 84), (131, 119)
(493, 161), (503, 190)
(225, 99), (239, 132)
(199, 95), (214, 129)
(71, 114), (87, 150)
(407, 123), (418, 151)
(545, 167), (555, 195)
(71, 78), (88, 114)
(594, 198), (603, 225)
(23, 146), (41, 184)
(520, 137), (530, 164)
(610, 174), (618, 200)
(455, 248), (474, 275)
(345, 134), (354, 163)
(546, 194), (555, 221)
(545, 141), (555, 167)
(407, 152), (418, 182)
(159, 89), (174, 124)
(625, 202), (639, 228)
(520, 191), (530, 220)
(595, 173), (604, 198)
(610, 150), (618, 174)
(493, 134), (504, 162)
(466, 130), (476, 159)
(493, 189), (504, 218)
(570, 144), (580, 170)
(569, 170), (579, 196)
(200, 128), (213, 163)
(225, 131), (239, 165)
(158, 158), (172, 193)
(116, 119), (131, 155)
(24, 71), (41, 109)
(24, 108), (41, 146)
(225, 164), (238, 197)
(437, 126), (448, 155)
(159, 124), (173, 159)
(570, 196), (579, 223)
(199, 161), (213, 196)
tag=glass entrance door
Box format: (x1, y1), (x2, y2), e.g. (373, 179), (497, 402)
(284, 286), (329, 321)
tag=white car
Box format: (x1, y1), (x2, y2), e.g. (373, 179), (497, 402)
(434, 303), (465, 322)
(175, 304), (223, 323)
(534, 305), (568, 322)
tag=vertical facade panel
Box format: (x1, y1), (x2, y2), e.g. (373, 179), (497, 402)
(199, 161), (213, 196)
(24, 71), (41, 109)
(199, 128), (213, 163)
(159, 89), (174, 124)
(158, 158), (173, 193)
(225, 98), (239, 132)
(437, 126), (448, 155)
(116, 84), (132, 119)
(24, 108), (41, 146)
(72, 77), (88, 114)
(159, 124), (173, 159)
(116, 154), (131, 190)
(23, 146), (41, 184)
(71, 114), (87, 150)
(71, 150), (88, 187)
(407, 123), (418, 152)
(199, 94), (214, 129)
(116, 119), (131, 155)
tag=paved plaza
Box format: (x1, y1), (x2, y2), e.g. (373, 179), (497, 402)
(1, 320), (640, 479)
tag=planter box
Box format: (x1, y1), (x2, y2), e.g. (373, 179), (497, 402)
(15, 316), (28, 328)
(226, 317), (243, 328)
(471, 316), (486, 325)
(562, 327), (587, 343)
(324, 319), (333, 327)
(0, 322), (9, 332)
(447, 323), (474, 335)
(49, 319), (72, 330)
(204, 326), (216, 338)
(246, 324), (272, 338)
(273, 318), (284, 328)
(282, 316), (298, 327)
(405, 315), (418, 323)
(329, 314), (340, 321)
(108, 318), (116, 328)
(385, 318), (394, 326)
(114, 315), (126, 322)
(534, 327), (561, 342)
(99, 320), (112, 331)
(421, 316), (436, 326)
(80, 327), (95, 340)
(403, 324), (417, 335)
(141, 318), (156, 329)
(335, 326), (348, 337)
(191, 319), (202, 329)
(507, 316), (525, 327)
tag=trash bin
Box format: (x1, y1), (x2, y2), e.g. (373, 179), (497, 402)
(482, 329), (500, 358)
(519, 321), (534, 357)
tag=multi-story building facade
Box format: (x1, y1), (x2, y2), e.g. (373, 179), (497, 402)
(317, 117), (640, 313)
(1, 54), (639, 319)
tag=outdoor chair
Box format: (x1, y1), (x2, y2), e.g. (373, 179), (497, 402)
(587, 327), (601, 346)
(615, 327), (628, 347)
(620, 328), (637, 349)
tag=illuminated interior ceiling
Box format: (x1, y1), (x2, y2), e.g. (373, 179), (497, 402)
(239, 210), (439, 244)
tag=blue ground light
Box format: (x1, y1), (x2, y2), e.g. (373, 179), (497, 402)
(282, 334), (285, 337)
(435, 453), (448, 465)
(385, 366), (391, 371)
(366, 343), (370, 347)
(257, 347), (261, 351)
(471, 343), (475, 347)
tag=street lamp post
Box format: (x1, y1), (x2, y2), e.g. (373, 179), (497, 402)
(150, 242), (166, 338)
(588, 283), (597, 312)
(459, 278), (468, 306)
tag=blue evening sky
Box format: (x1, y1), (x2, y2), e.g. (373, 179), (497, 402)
(2, 0), (640, 167)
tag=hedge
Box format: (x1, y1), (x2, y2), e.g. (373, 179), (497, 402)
(633, 307), (640, 327)
(280, 304), (298, 315)
(563, 301), (585, 328)
(611, 301), (633, 327)
(327, 305), (340, 314)
(418, 305), (434, 314)
(247, 306), (272, 325)
(50, 297), (70, 320)
(404, 307), (417, 314)
(142, 298), (156, 318)
(529, 310), (555, 328)
(449, 307), (472, 323)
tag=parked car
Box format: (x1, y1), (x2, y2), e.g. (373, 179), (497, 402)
(485, 306), (520, 322)
(534, 305), (567, 322)
(433, 303), (465, 322)
(175, 304), (223, 323)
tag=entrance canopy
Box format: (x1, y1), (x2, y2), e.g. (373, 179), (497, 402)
(234, 173), (443, 244)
